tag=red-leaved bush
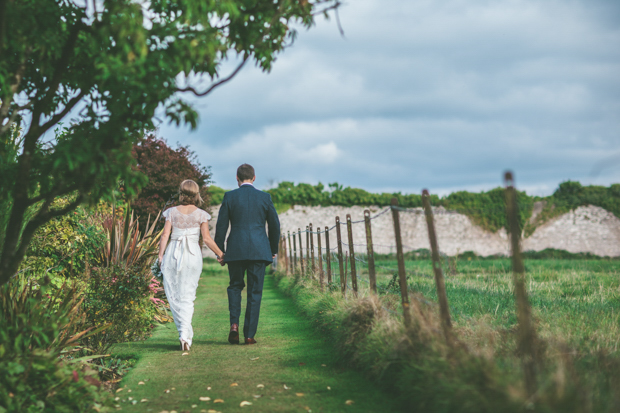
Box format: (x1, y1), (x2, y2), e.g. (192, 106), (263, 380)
(131, 134), (212, 226)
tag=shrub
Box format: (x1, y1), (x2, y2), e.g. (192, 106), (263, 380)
(0, 276), (113, 412)
(131, 134), (213, 227)
(81, 263), (157, 355)
(21, 198), (106, 283)
(83, 205), (168, 355)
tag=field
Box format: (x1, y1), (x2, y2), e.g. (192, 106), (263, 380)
(369, 256), (620, 354)
(287, 253), (620, 411)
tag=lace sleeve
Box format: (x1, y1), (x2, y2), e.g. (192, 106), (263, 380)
(199, 209), (211, 224)
(162, 208), (173, 221)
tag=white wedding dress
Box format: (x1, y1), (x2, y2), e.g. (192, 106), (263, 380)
(161, 207), (211, 347)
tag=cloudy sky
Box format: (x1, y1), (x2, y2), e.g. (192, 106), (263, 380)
(158, 0), (620, 195)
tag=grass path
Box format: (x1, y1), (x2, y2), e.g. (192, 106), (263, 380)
(113, 262), (399, 413)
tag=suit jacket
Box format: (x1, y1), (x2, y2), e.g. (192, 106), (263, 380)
(214, 184), (280, 263)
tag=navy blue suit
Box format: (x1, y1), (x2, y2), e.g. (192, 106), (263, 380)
(214, 184), (280, 339)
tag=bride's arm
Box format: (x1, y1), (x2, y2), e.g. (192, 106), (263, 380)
(201, 222), (223, 258)
(158, 220), (172, 262)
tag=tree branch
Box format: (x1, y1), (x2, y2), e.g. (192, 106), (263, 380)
(0, 56), (28, 127)
(37, 90), (85, 137)
(27, 183), (81, 207)
(34, 23), (83, 118)
(176, 55), (249, 97)
(11, 195), (85, 280)
(0, 109), (22, 136)
(0, 0), (7, 56)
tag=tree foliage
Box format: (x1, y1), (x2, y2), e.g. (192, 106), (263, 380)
(131, 134), (212, 227)
(0, 0), (340, 286)
(262, 181), (620, 233)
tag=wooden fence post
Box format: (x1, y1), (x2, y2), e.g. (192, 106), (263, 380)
(422, 190), (453, 342)
(346, 214), (358, 296)
(278, 237), (282, 271)
(335, 216), (345, 295)
(288, 232), (293, 275)
(298, 228), (304, 276)
(325, 226), (332, 285)
(505, 172), (538, 400)
(292, 231), (298, 274)
(317, 227), (324, 290)
(364, 210), (377, 294)
(309, 223), (315, 275)
(283, 236), (289, 275)
(391, 198), (412, 328)
(306, 226), (310, 274)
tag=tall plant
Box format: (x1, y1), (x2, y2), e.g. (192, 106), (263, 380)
(99, 206), (161, 268)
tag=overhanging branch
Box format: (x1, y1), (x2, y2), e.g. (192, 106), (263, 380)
(176, 55), (249, 97)
(37, 90), (85, 136)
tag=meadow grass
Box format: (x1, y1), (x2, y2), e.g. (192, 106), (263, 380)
(282, 255), (620, 412)
(370, 257), (620, 354)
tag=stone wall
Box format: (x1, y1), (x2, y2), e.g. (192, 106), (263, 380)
(203, 204), (620, 258)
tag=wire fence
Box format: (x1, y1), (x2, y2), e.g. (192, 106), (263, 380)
(274, 173), (540, 397)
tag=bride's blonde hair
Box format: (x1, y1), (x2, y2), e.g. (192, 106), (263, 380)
(178, 180), (203, 206)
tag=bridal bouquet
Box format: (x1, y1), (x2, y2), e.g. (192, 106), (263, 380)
(151, 259), (163, 279)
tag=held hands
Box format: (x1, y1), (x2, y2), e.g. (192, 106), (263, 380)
(217, 254), (225, 266)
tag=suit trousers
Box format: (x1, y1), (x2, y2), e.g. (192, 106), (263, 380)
(227, 260), (266, 339)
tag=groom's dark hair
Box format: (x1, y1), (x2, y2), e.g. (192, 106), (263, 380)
(237, 163), (255, 181)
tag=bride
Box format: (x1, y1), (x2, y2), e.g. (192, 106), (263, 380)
(158, 180), (224, 351)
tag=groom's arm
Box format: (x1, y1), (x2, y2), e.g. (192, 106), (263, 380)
(214, 194), (230, 255)
(266, 195), (280, 256)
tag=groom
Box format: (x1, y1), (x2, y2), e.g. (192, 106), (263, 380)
(214, 164), (281, 345)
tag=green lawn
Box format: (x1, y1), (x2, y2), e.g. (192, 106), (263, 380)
(112, 262), (401, 412)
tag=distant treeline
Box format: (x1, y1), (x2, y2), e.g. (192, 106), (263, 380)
(208, 181), (620, 233)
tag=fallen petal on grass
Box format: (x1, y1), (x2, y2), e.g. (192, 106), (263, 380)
(230, 383), (238, 387)
(182, 352), (189, 356)
(327, 386), (331, 390)
(253, 395), (262, 399)
(199, 397), (211, 401)
(256, 384), (265, 388)
(164, 389), (170, 393)
(296, 393), (305, 397)
(250, 357), (259, 361)
(214, 399), (224, 403)
(321, 364), (326, 367)
(138, 381), (145, 385)
(191, 404), (197, 408)
(240, 401), (252, 407)
(345, 400), (354, 405)
(283, 385), (291, 390)
(140, 398), (148, 403)
(116, 388), (124, 393)
(207, 387), (211, 390)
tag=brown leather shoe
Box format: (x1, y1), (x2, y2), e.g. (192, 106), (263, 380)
(228, 324), (239, 344)
(245, 337), (257, 345)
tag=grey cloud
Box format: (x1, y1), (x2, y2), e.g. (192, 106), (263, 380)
(159, 0), (620, 194)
